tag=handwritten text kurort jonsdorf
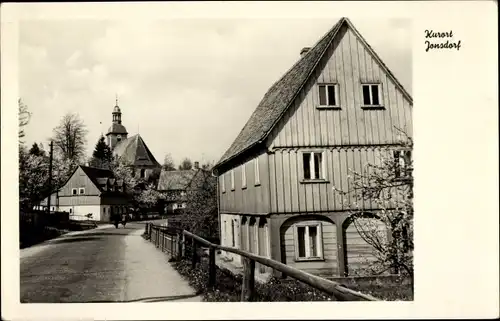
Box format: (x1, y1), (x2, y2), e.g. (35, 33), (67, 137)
(424, 30), (461, 52)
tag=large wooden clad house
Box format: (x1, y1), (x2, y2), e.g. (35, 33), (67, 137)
(212, 18), (412, 278)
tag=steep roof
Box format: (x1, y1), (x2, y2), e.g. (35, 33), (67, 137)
(112, 134), (160, 167)
(157, 169), (197, 191)
(214, 17), (413, 171)
(80, 165), (115, 192)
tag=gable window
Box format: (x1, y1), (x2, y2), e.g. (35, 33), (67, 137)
(241, 164), (247, 189)
(362, 84), (382, 107)
(72, 188), (77, 195)
(79, 188), (85, 195)
(302, 151), (325, 181)
(230, 169), (235, 191)
(221, 174), (226, 193)
(254, 158), (260, 186)
(295, 223), (323, 261)
(318, 84), (339, 107)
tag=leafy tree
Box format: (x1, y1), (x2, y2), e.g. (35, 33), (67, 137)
(178, 157), (193, 170)
(18, 146), (77, 211)
(90, 135), (113, 169)
(52, 112), (88, 163)
(29, 142), (45, 157)
(163, 153), (176, 171)
(333, 127), (413, 288)
(176, 169), (218, 240)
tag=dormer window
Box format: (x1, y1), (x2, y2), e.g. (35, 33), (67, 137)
(361, 83), (384, 108)
(318, 84), (340, 108)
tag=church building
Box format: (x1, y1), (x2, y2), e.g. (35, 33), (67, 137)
(105, 99), (161, 181)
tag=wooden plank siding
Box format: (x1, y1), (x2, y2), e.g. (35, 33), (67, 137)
(268, 147), (401, 214)
(344, 218), (387, 276)
(268, 26), (411, 149)
(59, 167), (101, 197)
(219, 152), (270, 215)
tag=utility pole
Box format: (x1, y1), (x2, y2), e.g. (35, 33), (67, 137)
(47, 141), (54, 214)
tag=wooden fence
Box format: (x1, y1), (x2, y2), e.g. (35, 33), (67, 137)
(145, 223), (379, 302)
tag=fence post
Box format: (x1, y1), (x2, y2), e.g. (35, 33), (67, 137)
(241, 257), (255, 302)
(208, 246), (216, 288)
(176, 233), (182, 259)
(191, 238), (197, 269)
(169, 233), (173, 256)
(181, 233), (186, 257)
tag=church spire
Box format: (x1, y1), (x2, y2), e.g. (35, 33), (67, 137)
(112, 96), (122, 124)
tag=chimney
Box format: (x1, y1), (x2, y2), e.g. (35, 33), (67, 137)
(194, 161), (199, 170)
(300, 47), (311, 57)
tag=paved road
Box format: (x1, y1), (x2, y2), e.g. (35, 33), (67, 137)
(20, 221), (201, 303)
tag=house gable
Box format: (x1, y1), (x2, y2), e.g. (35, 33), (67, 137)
(214, 18), (412, 172)
(58, 166), (102, 197)
(268, 19), (413, 148)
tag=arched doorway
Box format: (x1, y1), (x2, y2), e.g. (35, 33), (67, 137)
(279, 215), (337, 277)
(343, 213), (388, 276)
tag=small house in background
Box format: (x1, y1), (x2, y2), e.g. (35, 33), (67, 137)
(38, 165), (129, 221)
(157, 161), (202, 214)
(212, 17), (412, 278)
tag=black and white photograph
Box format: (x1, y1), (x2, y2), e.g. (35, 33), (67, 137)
(2, 1), (498, 320)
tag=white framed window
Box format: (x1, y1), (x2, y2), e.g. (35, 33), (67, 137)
(318, 84), (339, 107)
(241, 163), (247, 189)
(117, 134), (122, 142)
(221, 174), (226, 193)
(361, 83), (382, 107)
(230, 169), (235, 191)
(79, 187), (85, 195)
(302, 151), (326, 180)
(294, 223), (324, 261)
(72, 188), (77, 195)
(254, 158), (260, 186)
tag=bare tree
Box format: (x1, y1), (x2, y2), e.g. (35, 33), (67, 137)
(162, 153), (176, 171)
(18, 99), (31, 142)
(333, 127), (413, 288)
(52, 113), (88, 163)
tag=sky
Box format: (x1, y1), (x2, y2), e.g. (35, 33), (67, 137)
(19, 17), (412, 167)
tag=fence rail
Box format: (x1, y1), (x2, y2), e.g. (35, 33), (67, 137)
(145, 223), (379, 301)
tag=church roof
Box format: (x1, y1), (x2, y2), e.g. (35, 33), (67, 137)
(112, 134), (160, 167)
(106, 123), (128, 135)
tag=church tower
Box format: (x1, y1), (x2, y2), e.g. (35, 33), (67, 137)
(105, 97), (128, 150)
